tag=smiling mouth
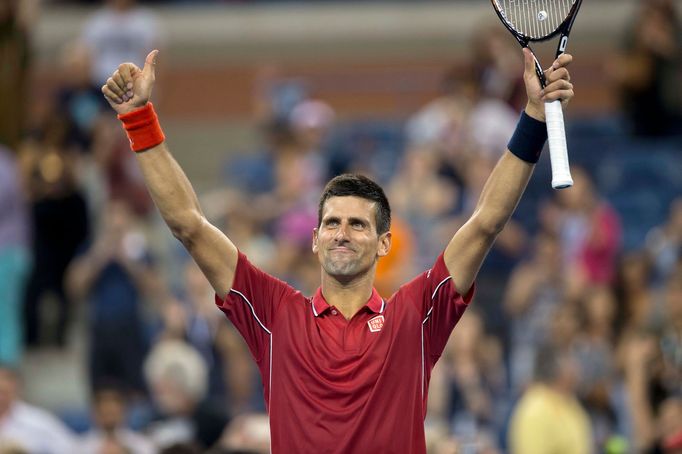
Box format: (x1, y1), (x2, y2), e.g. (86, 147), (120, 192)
(330, 247), (355, 253)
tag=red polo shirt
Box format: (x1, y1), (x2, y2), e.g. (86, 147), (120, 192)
(215, 252), (473, 453)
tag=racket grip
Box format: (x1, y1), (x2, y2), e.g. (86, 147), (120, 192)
(544, 100), (573, 189)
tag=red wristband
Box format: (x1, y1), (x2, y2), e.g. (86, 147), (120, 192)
(117, 102), (165, 152)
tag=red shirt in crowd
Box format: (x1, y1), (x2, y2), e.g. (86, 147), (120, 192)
(215, 252), (473, 453)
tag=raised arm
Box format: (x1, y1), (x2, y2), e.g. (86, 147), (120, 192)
(101, 51), (238, 296)
(444, 49), (574, 294)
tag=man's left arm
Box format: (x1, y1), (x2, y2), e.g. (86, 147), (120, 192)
(444, 49), (574, 294)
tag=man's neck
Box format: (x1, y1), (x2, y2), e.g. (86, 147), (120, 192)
(320, 270), (375, 320)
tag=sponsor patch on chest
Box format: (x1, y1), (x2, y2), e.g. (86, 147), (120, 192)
(367, 315), (385, 333)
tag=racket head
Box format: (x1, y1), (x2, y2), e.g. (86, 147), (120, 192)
(491, 0), (580, 41)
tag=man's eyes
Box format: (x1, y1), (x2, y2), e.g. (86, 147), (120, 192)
(324, 220), (366, 229)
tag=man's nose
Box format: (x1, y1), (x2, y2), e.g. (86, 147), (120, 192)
(334, 222), (350, 242)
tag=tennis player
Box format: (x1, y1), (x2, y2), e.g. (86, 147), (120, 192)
(102, 48), (574, 453)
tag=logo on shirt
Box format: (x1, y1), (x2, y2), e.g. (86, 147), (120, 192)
(367, 315), (385, 333)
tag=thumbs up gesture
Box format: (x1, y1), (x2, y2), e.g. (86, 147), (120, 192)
(102, 49), (159, 115)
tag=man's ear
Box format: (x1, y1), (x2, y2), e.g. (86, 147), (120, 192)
(378, 231), (392, 257)
(312, 228), (319, 253)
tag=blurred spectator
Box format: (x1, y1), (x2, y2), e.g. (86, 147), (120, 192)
(468, 24), (526, 111)
(655, 265), (682, 396)
(508, 343), (593, 454)
(81, 0), (161, 87)
(613, 251), (655, 340)
(55, 41), (110, 154)
(0, 366), (77, 453)
(92, 117), (154, 217)
(389, 147), (460, 269)
(610, 0), (682, 137)
(550, 167), (622, 294)
(285, 99), (333, 195)
(20, 116), (90, 348)
(0, 0), (30, 151)
(0, 147), (29, 366)
(504, 230), (565, 392)
(431, 310), (506, 452)
(160, 261), (257, 414)
(573, 286), (619, 449)
(461, 26), (522, 160)
(646, 197), (682, 284)
(145, 340), (229, 451)
(66, 198), (156, 396)
(624, 333), (682, 453)
(405, 94), (469, 159)
(80, 380), (156, 454)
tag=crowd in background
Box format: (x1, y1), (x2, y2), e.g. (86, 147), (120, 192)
(1, 0), (681, 453)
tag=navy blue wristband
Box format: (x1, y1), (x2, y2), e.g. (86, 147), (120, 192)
(507, 111), (547, 164)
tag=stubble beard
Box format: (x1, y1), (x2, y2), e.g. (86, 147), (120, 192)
(322, 255), (361, 278)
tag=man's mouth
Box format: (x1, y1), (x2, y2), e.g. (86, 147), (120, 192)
(330, 247), (355, 253)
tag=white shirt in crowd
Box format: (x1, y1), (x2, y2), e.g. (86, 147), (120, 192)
(0, 401), (77, 454)
(80, 428), (157, 454)
(81, 6), (160, 86)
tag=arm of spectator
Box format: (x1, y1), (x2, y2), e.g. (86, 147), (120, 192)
(101, 51), (238, 296)
(503, 264), (543, 316)
(65, 237), (116, 301)
(216, 324), (257, 414)
(115, 250), (166, 299)
(444, 50), (574, 294)
(624, 335), (658, 452)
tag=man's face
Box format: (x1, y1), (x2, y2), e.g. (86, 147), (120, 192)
(0, 369), (18, 417)
(313, 196), (390, 280)
(93, 390), (125, 431)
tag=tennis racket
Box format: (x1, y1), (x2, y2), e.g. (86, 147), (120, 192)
(491, 0), (583, 189)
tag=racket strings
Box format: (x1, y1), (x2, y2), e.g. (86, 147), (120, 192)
(496, 0), (575, 39)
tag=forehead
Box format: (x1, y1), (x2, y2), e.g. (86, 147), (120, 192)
(321, 196), (376, 221)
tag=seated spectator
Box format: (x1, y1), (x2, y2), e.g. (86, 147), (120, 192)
(609, 0), (682, 136)
(552, 167), (621, 293)
(145, 340), (229, 451)
(646, 197), (682, 284)
(508, 344), (592, 454)
(623, 333), (682, 453)
(504, 231), (566, 392)
(0, 146), (29, 367)
(613, 251), (655, 342)
(573, 286), (619, 450)
(20, 116), (90, 348)
(81, 0), (161, 87)
(66, 198), (157, 396)
(80, 380), (156, 454)
(160, 261), (258, 414)
(0, 365), (77, 453)
(657, 264), (682, 396)
(433, 310), (506, 451)
(54, 41), (110, 154)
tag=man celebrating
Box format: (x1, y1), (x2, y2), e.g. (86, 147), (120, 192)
(102, 48), (574, 453)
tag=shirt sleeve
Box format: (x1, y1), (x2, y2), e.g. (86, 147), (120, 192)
(399, 253), (475, 368)
(215, 251), (297, 364)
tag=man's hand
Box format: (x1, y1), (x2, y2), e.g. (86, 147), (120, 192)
(102, 49), (159, 115)
(523, 48), (574, 122)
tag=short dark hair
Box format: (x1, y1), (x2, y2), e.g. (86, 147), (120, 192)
(318, 174), (391, 235)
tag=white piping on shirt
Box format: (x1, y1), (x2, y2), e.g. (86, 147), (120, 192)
(421, 276), (452, 400)
(229, 289), (273, 412)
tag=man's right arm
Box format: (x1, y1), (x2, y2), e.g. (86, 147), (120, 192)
(135, 142), (238, 296)
(101, 50), (237, 296)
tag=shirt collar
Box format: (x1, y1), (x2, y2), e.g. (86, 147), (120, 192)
(311, 287), (385, 317)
